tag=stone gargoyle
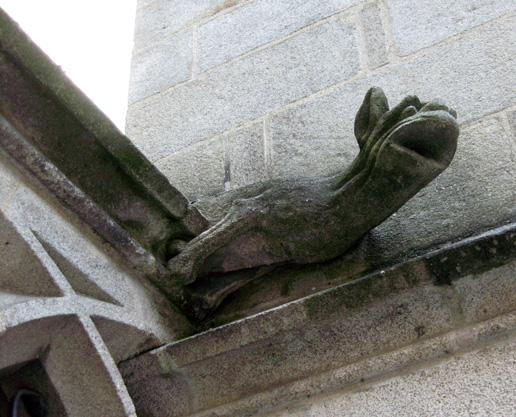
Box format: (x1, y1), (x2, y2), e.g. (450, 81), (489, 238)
(166, 87), (459, 318)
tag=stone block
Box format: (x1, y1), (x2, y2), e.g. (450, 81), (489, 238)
(127, 18), (360, 161)
(508, 109), (516, 138)
(133, 0), (238, 52)
(320, 13), (516, 128)
(228, 122), (267, 189)
(43, 317), (135, 416)
(321, 337), (516, 417)
(198, 0), (362, 71)
(386, 0), (516, 55)
(0, 211), (61, 298)
(155, 137), (226, 200)
(122, 284), (456, 414)
(270, 96), (359, 178)
(129, 30), (193, 104)
(160, 301), (309, 367)
(454, 260), (516, 324)
(1, 179), (190, 345)
(7, 188), (131, 305)
(360, 2), (388, 68)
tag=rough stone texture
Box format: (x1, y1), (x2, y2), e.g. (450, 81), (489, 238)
(120, 216), (516, 416)
(129, 29), (193, 104)
(133, 0), (239, 52)
(359, 2), (388, 68)
(270, 11), (516, 150)
(198, 0), (362, 71)
(0, 17), (203, 417)
(122, 243), (516, 416)
(454, 261), (516, 324)
(2, 161), (189, 344)
(127, 18), (360, 161)
(2, 0), (512, 413)
(128, 11), (516, 215)
(270, 99), (358, 178)
(228, 121), (267, 189)
(0, 149), (192, 415)
(370, 115), (516, 260)
(0, 151), (17, 209)
(0, 212), (62, 298)
(155, 136), (226, 200)
(386, 0), (516, 55)
(508, 109), (516, 138)
(41, 317), (135, 416)
(317, 338), (516, 417)
(121, 283), (458, 415)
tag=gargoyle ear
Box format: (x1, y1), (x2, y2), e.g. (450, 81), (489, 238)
(354, 87), (389, 148)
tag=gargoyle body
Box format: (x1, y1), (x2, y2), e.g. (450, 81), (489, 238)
(167, 87), (459, 316)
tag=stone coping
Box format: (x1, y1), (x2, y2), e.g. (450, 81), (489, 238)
(0, 8), (208, 301)
(120, 220), (516, 416)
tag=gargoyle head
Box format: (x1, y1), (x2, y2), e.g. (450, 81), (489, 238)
(355, 87), (459, 187)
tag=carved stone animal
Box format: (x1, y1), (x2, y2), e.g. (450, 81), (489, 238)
(166, 87), (459, 315)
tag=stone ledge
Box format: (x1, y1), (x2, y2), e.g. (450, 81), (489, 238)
(120, 221), (516, 416)
(199, 310), (516, 417)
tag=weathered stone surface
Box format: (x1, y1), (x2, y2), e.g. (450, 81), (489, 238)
(127, 18), (360, 161)
(122, 243), (516, 416)
(129, 29), (193, 104)
(270, 13), (516, 144)
(198, 0), (362, 71)
(0, 151), (18, 210)
(133, 0), (238, 52)
(121, 284), (458, 415)
(360, 2), (388, 68)
(204, 313), (516, 416)
(228, 122), (267, 189)
(42, 317), (135, 416)
(263, 14), (516, 262)
(386, 0), (516, 55)
(270, 99), (358, 178)
(319, 338), (516, 417)
(166, 89), (458, 318)
(455, 261), (516, 324)
(370, 116), (516, 260)
(213, 216), (516, 324)
(508, 110), (516, 138)
(155, 137), (226, 200)
(4, 181), (184, 335)
(0, 212), (62, 298)
(0, 142), (193, 413)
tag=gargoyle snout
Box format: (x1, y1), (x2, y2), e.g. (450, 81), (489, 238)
(389, 107), (459, 167)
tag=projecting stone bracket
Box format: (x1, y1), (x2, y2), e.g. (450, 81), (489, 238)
(165, 87), (459, 320)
